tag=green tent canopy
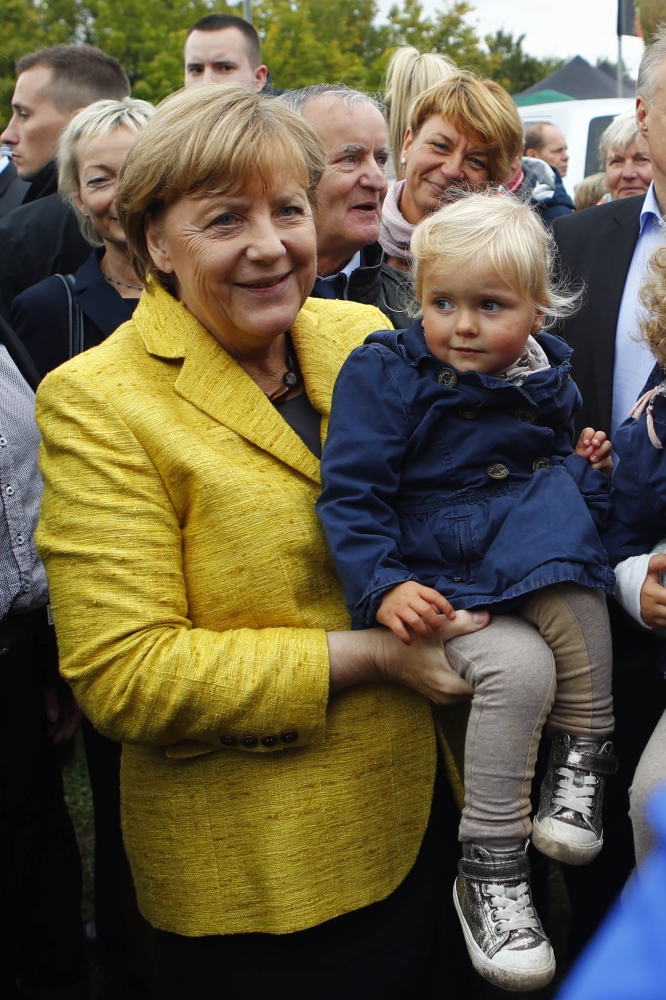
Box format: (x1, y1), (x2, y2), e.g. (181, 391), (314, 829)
(514, 89), (576, 107)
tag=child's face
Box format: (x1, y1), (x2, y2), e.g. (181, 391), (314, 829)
(421, 259), (541, 377)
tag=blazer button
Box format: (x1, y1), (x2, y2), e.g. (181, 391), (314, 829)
(260, 735), (279, 747)
(438, 367), (458, 388)
(487, 463), (509, 480)
(514, 406), (536, 423)
(280, 730), (299, 743)
(458, 407), (477, 419)
(221, 736), (238, 747)
(240, 736), (258, 748)
(533, 457), (552, 471)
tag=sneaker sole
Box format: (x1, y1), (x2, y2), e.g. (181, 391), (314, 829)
(452, 883), (556, 992)
(532, 820), (602, 866)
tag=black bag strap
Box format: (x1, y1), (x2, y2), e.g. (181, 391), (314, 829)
(0, 312), (40, 391)
(55, 273), (85, 359)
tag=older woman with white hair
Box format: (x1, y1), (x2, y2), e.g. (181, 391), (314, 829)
(11, 97), (154, 379)
(599, 110), (653, 202)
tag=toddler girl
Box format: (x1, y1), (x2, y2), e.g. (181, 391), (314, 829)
(316, 192), (617, 992)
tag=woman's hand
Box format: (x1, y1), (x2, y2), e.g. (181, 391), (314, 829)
(376, 581), (456, 644)
(640, 553), (666, 628)
(575, 427), (613, 479)
(328, 610), (489, 704)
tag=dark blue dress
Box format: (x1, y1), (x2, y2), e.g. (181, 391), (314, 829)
(317, 321), (614, 628)
(10, 247), (138, 380)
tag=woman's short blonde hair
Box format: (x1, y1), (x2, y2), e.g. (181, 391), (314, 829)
(639, 245), (666, 366)
(58, 98), (155, 246)
(384, 46), (456, 180)
(599, 111), (642, 166)
(408, 72), (524, 183)
(117, 84), (327, 289)
(410, 191), (579, 329)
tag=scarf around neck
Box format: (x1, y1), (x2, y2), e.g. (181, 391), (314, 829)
(496, 336), (550, 385)
(379, 180), (415, 262)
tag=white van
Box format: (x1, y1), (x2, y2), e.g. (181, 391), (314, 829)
(517, 98), (636, 197)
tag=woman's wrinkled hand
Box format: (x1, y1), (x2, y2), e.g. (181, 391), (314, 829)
(375, 609), (489, 704)
(640, 553), (666, 628)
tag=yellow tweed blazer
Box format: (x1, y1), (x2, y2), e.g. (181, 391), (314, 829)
(35, 283), (440, 936)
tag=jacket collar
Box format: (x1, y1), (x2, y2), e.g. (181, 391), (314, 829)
(22, 160), (58, 204)
(367, 319), (573, 394)
(73, 247), (137, 335)
(134, 282), (326, 483)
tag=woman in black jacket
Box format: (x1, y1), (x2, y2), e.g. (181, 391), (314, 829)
(11, 97), (153, 378)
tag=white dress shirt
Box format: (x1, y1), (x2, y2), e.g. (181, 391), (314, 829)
(611, 183), (666, 440)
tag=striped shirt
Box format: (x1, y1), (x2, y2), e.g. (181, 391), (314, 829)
(0, 345), (48, 619)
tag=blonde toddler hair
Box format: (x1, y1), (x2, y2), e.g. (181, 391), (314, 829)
(639, 246), (666, 366)
(410, 191), (579, 330)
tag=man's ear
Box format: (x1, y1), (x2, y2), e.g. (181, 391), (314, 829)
(637, 95), (649, 135)
(254, 65), (268, 91)
(145, 213), (174, 274)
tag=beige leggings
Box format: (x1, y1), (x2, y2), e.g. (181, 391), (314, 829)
(445, 583), (614, 845)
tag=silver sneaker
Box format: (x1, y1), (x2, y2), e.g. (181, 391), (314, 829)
(532, 732), (618, 866)
(453, 842), (555, 992)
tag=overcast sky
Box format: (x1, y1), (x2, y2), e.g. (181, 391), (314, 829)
(376, 0), (646, 78)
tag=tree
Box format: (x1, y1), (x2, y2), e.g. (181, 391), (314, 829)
(482, 30), (563, 95)
(636, 0), (666, 43)
(0, 0), (567, 127)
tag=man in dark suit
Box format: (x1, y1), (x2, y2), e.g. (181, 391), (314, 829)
(552, 28), (666, 956)
(0, 44), (130, 319)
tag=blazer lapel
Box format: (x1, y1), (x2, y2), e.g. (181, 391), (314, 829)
(137, 284), (321, 484)
(589, 199), (641, 432)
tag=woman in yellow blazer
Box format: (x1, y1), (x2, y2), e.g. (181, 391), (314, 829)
(35, 85), (488, 998)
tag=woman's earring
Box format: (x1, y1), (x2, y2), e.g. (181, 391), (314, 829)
(400, 157), (406, 165)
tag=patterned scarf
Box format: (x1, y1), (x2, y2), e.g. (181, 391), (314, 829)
(496, 336), (550, 385)
(379, 180), (414, 262)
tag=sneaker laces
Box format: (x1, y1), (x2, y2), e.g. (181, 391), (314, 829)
(552, 766), (598, 817)
(486, 882), (539, 932)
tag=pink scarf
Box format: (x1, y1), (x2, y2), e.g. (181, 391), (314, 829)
(379, 180), (414, 262)
(496, 336), (550, 385)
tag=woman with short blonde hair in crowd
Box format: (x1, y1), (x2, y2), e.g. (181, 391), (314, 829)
(11, 97), (154, 377)
(35, 84), (489, 998)
(379, 71), (523, 273)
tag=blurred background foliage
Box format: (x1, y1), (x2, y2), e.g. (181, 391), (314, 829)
(0, 0), (563, 127)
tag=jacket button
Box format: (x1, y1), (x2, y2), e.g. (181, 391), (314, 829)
(260, 735), (279, 747)
(487, 463), (509, 480)
(280, 730), (299, 743)
(533, 457), (552, 471)
(438, 367), (458, 388)
(514, 407), (536, 423)
(221, 736), (238, 747)
(459, 408), (477, 419)
(240, 736), (258, 748)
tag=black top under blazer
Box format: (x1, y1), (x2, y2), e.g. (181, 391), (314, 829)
(10, 247), (139, 381)
(552, 195), (643, 437)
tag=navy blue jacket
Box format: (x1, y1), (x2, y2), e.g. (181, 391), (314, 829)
(10, 247), (139, 380)
(604, 364), (666, 567)
(317, 321), (614, 627)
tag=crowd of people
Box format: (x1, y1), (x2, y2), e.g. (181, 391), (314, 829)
(0, 10), (665, 1000)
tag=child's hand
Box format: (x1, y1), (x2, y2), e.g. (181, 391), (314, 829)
(574, 427), (613, 479)
(376, 581), (456, 645)
(640, 553), (666, 628)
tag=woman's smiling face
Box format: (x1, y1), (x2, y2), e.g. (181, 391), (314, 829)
(145, 174), (317, 357)
(399, 115), (491, 224)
